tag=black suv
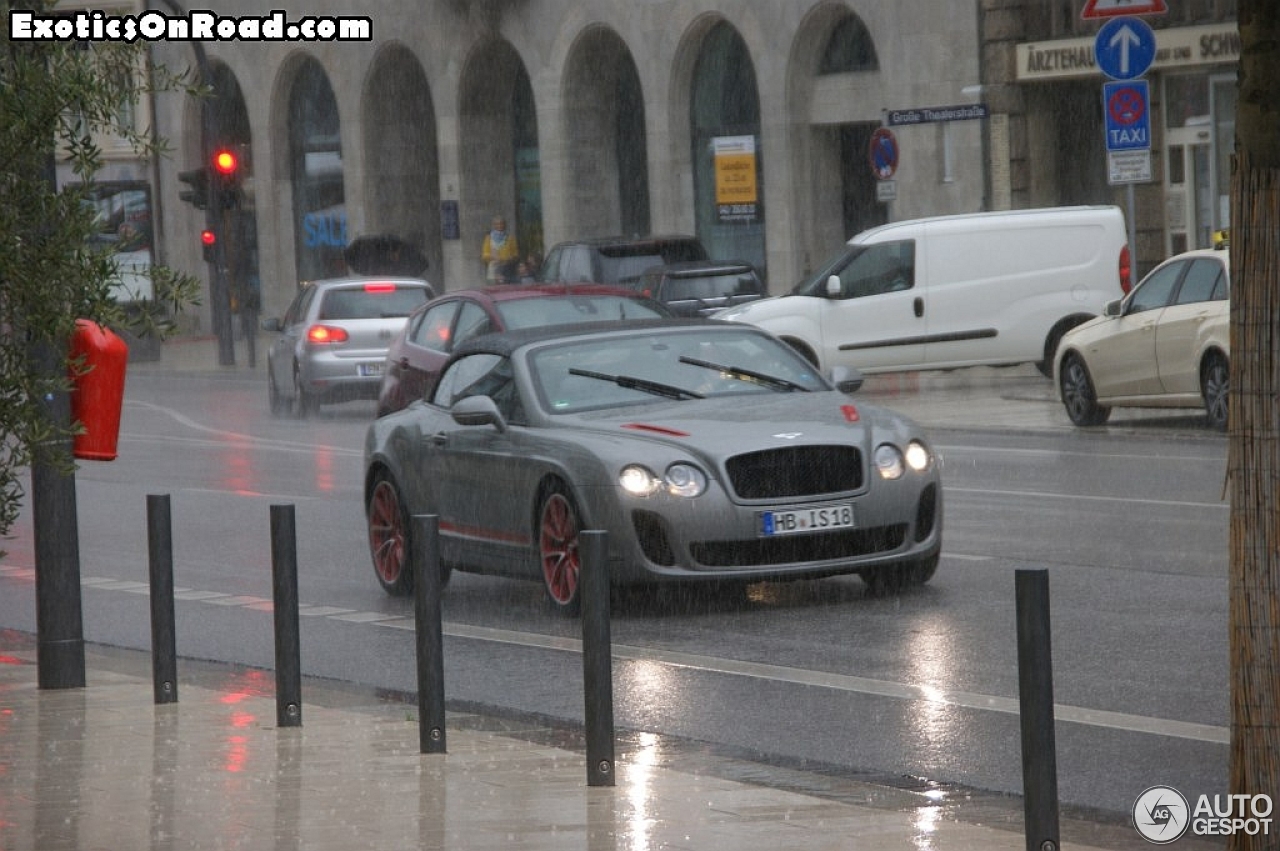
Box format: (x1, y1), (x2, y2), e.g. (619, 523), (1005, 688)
(631, 260), (767, 317)
(540, 235), (708, 285)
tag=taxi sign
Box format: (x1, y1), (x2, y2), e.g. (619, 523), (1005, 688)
(1103, 79), (1150, 151)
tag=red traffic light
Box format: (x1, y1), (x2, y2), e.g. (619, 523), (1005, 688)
(212, 148), (238, 176)
(200, 229), (216, 246)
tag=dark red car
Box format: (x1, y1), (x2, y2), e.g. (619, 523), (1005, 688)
(375, 283), (670, 416)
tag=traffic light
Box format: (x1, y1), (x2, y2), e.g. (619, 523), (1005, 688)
(210, 146), (242, 208)
(201, 228), (216, 263)
(177, 166), (209, 210)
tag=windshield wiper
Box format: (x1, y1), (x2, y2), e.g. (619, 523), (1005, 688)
(568, 368), (704, 400)
(678, 355), (806, 392)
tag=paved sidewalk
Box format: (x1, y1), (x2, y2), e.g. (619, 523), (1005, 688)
(0, 633), (1168, 851)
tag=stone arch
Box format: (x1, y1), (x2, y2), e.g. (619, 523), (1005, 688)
(270, 53), (347, 284)
(676, 17), (765, 274)
(788, 3), (887, 276)
(362, 43), (441, 282)
(458, 37), (541, 280)
(561, 24), (649, 239)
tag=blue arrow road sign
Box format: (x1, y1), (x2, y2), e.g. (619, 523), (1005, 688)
(1103, 79), (1150, 151)
(1095, 16), (1156, 80)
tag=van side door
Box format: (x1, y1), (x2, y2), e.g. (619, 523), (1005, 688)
(818, 240), (925, 371)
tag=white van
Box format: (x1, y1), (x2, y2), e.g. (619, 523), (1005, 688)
(717, 206), (1131, 376)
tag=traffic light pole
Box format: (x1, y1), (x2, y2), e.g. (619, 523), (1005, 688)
(150, 0), (235, 366)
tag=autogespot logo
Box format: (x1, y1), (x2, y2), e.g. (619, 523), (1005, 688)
(1134, 785), (1190, 844)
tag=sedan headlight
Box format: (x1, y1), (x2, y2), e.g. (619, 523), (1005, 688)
(664, 463), (707, 497)
(876, 442), (933, 479)
(874, 444), (905, 480)
(618, 463), (708, 498)
(619, 464), (662, 497)
(905, 440), (932, 472)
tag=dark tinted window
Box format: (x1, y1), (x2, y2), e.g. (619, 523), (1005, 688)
(665, 273), (761, 302)
(1127, 261), (1184, 314)
(1175, 258), (1226, 305)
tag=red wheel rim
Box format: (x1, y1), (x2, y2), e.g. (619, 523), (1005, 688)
(368, 481), (406, 586)
(540, 493), (580, 605)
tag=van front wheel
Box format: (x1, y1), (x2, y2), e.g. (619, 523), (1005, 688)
(1038, 319), (1083, 377)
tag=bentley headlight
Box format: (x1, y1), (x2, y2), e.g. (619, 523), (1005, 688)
(619, 464), (661, 496)
(664, 463), (707, 497)
(905, 440), (932, 472)
(874, 444), (905, 480)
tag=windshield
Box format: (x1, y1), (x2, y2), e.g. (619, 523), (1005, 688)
(495, 295), (666, 328)
(528, 326), (827, 414)
(791, 245), (861, 295)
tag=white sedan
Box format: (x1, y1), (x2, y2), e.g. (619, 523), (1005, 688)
(1054, 247), (1229, 430)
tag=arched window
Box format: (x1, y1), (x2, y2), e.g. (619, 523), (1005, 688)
(690, 22), (765, 275)
(819, 16), (878, 74)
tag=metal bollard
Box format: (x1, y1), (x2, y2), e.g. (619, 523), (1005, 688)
(413, 514), (446, 754)
(1016, 569), (1060, 851)
(580, 530), (615, 787)
(147, 494), (178, 704)
(270, 504), (302, 728)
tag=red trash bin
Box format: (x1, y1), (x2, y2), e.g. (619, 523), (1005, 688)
(70, 319), (129, 461)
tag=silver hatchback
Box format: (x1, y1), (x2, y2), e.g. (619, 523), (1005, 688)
(263, 276), (435, 417)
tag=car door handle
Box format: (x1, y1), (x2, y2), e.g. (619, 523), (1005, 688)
(913, 297), (924, 318)
(429, 431), (448, 446)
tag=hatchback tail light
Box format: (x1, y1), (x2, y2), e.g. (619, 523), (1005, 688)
(307, 324), (349, 344)
(1119, 244), (1132, 294)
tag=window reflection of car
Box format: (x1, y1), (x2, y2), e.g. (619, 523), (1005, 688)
(1055, 247), (1229, 430)
(631, 260), (767, 317)
(363, 319), (942, 615)
(375, 283), (670, 416)
(262, 276), (435, 417)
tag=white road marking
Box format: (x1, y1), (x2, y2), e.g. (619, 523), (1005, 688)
(946, 486), (1227, 511)
(0, 564), (1222, 747)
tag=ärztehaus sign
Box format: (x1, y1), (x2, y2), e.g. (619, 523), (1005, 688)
(1016, 22), (1238, 82)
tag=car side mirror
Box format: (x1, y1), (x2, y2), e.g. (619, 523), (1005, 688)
(450, 394), (507, 433)
(829, 365), (864, 394)
(1104, 299), (1122, 317)
(260, 317), (282, 332)
(825, 275), (842, 298)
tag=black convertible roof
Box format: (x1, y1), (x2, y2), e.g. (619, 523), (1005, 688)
(449, 317), (736, 359)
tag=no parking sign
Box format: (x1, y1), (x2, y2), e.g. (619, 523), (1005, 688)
(869, 127), (898, 181)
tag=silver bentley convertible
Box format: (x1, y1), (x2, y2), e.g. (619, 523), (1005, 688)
(363, 319), (942, 614)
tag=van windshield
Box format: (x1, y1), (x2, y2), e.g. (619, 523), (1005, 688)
(792, 246), (861, 295)
(791, 240), (915, 298)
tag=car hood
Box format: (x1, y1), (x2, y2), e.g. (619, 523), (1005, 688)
(551, 393), (916, 457)
(712, 294), (787, 322)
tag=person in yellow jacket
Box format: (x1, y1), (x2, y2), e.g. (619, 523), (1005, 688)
(481, 215), (520, 283)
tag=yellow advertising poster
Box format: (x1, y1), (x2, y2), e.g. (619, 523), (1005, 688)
(713, 135), (757, 222)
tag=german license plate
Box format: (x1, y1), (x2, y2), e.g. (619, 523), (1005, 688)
(358, 362), (383, 377)
(760, 504), (855, 536)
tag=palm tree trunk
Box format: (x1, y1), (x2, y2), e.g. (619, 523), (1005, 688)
(1229, 4), (1280, 849)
